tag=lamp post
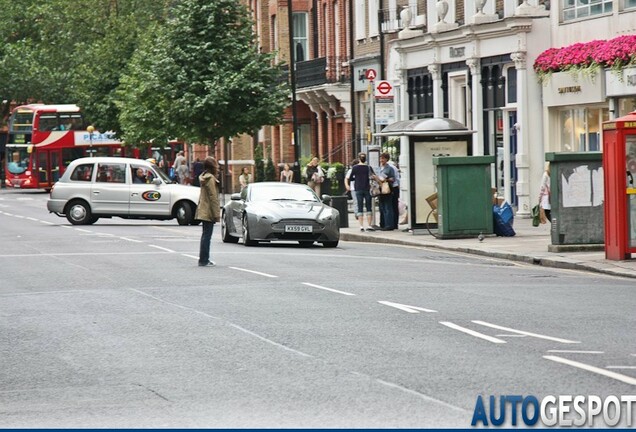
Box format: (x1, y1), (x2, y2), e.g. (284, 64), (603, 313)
(86, 125), (95, 157)
(287, 0), (300, 183)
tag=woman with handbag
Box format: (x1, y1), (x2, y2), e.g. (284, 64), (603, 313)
(538, 163), (551, 223)
(306, 157), (324, 195)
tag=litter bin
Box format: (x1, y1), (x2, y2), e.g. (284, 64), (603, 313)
(329, 195), (349, 228)
(434, 155), (495, 238)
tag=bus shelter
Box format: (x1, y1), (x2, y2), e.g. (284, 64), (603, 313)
(375, 118), (473, 232)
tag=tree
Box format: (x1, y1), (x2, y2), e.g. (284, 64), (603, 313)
(265, 155), (276, 181)
(254, 144), (265, 183)
(138, 0), (290, 145)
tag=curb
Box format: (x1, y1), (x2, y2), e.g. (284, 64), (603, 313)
(340, 233), (636, 280)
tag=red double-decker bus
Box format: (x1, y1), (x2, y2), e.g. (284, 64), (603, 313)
(4, 104), (127, 189)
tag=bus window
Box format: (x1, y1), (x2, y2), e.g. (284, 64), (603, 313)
(38, 114), (59, 131)
(62, 148), (84, 167)
(11, 112), (33, 132)
(58, 113), (83, 131)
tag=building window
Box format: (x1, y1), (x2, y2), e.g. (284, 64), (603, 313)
(618, 98), (636, 117)
(355, 0), (366, 40)
(292, 13), (308, 62)
(559, 107), (609, 152)
(625, 0), (636, 9)
(562, 0), (612, 21)
(369, 0), (379, 36)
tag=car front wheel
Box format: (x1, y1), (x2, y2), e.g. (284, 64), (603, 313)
(222, 211), (239, 243)
(322, 240), (339, 248)
(65, 200), (93, 225)
(242, 216), (257, 246)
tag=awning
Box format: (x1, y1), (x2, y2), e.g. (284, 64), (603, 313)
(374, 117), (474, 137)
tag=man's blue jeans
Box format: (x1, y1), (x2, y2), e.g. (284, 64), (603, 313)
(199, 221), (215, 264)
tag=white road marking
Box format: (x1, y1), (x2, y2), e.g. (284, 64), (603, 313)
(40, 220), (55, 225)
(16, 197), (33, 201)
(119, 237), (143, 243)
(182, 254), (199, 260)
(472, 320), (580, 344)
(228, 323), (313, 358)
(302, 282), (355, 296)
(13, 215), (24, 219)
(378, 300), (437, 313)
(60, 225), (72, 229)
(496, 334), (527, 338)
(439, 321), (506, 344)
(4, 212), (13, 216)
(606, 366), (636, 370)
(374, 378), (468, 413)
(26, 217), (38, 221)
(75, 228), (92, 233)
(148, 244), (175, 253)
(546, 350), (604, 354)
(544, 355), (636, 386)
(229, 267), (278, 278)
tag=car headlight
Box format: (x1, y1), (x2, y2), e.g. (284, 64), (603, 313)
(318, 210), (336, 221)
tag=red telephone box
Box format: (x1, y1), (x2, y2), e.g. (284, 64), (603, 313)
(602, 111), (636, 260)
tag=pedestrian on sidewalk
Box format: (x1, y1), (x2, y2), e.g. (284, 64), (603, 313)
(195, 157), (221, 267)
(377, 152), (396, 231)
(344, 158), (359, 213)
(388, 155), (400, 230)
(348, 152), (375, 232)
(538, 163), (551, 223)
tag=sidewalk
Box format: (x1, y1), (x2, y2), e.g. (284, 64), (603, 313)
(339, 210), (636, 280)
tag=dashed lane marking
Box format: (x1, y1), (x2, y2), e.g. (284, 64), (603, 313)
(439, 321), (507, 344)
(543, 355), (636, 386)
(378, 300), (437, 313)
(148, 244), (175, 253)
(546, 350), (604, 354)
(229, 267), (278, 278)
(472, 320), (580, 344)
(302, 282), (355, 296)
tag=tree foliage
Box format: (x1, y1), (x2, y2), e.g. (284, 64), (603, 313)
(0, 0), (289, 146)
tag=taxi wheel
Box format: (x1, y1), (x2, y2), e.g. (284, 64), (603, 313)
(65, 200), (92, 225)
(322, 240), (339, 248)
(175, 202), (193, 225)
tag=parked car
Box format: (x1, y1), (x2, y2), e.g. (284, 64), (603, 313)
(221, 182), (340, 247)
(47, 157), (200, 225)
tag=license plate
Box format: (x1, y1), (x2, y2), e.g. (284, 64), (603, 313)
(285, 225), (312, 233)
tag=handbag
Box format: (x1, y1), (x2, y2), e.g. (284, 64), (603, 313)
(380, 181), (391, 195)
(531, 204), (541, 227)
(370, 180), (381, 197)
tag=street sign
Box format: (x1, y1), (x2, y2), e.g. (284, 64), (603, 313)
(375, 80), (394, 97)
(365, 69), (377, 81)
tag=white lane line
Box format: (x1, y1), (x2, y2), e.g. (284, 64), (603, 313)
(496, 334), (527, 338)
(4, 212), (13, 216)
(26, 217), (38, 221)
(606, 366), (636, 370)
(182, 254), (199, 260)
(60, 225), (72, 229)
(40, 220), (55, 225)
(544, 355), (636, 386)
(547, 350), (604, 354)
(228, 323), (313, 358)
(472, 320), (580, 344)
(378, 301), (437, 313)
(302, 282), (355, 296)
(75, 228), (92, 233)
(229, 267), (278, 278)
(148, 244), (175, 253)
(439, 321), (506, 344)
(13, 215), (24, 219)
(375, 379), (468, 413)
(120, 237), (143, 243)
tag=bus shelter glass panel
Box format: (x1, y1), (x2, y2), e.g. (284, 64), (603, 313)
(627, 135), (636, 248)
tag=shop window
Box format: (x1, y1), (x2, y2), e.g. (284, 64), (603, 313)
(618, 98), (636, 117)
(559, 107), (609, 152)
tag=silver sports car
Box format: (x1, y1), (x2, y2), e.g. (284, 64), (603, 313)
(221, 182), (340, 247)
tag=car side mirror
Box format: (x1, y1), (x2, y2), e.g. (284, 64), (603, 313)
(152, 178), (162, 185)
(321, 194), (332, 202)
(231, 193), (242, 201)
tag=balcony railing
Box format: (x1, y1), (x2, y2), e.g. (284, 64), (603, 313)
(296, 56), (351, 88)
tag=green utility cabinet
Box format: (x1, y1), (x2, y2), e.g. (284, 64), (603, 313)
(434, 156), (495, 239)
(545, 152), (604, 250)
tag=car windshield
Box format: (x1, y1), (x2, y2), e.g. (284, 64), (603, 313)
(250, 184), (319, 203)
